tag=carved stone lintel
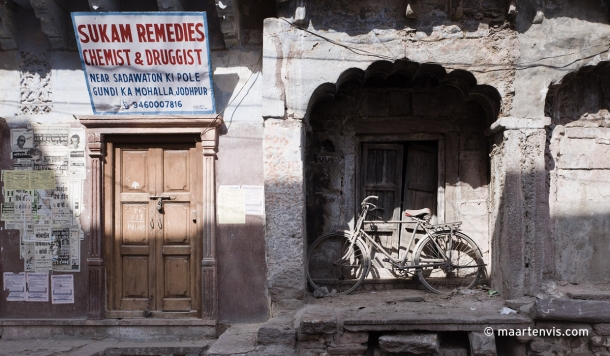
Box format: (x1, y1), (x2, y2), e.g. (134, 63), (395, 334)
(20, 52), (52, 115)
(0, 1), (18, 50)
(157, 0), (187, 11)
(88, 0), (121, 11)
(215, 0), (241, 48)
(31, 0), (72, 50)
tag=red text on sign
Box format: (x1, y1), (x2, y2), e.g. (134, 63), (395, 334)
(136, 23), (205, 42)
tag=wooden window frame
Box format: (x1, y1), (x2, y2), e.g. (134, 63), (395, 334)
(355, 133), (447, 224)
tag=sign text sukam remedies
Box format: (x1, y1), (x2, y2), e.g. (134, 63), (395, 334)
(71, 12), (215, 115)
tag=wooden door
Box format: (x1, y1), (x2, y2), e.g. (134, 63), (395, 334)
(401, 142), (438, 259)
(361, 143), (404, 278)
(110, 143), (201, 317)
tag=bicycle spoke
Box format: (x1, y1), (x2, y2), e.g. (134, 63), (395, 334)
(307, 232), (369, 294)
(414, 231), (484, 294)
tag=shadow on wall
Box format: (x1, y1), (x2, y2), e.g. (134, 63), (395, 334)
(544, 61), (610, 285)
(287, 0), (510, 36)
(515, 0), (610, 33)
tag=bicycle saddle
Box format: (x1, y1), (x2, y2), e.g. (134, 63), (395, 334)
(404, 208), (432, 219)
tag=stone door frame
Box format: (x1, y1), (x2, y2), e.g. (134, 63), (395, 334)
(77, 115), (223, 320)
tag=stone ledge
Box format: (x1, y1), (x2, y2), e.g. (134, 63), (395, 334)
(487, 116), (551, 134)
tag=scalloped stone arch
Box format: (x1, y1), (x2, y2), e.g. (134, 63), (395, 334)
(306, 59), (502, 125)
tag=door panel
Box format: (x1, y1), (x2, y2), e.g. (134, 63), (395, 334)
(111, 142), (200, 317)
(163, 204), (190, 244)
(121, 150), (150, 192)
(121, 204), (150, 244)
(163, 150), (190, 192)
(362, 144), (404, 278)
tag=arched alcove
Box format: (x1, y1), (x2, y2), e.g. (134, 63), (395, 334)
(545, 63), (610, 284)
(305, 59), (501, 289)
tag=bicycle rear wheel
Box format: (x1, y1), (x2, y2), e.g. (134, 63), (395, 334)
(307, 231), (370, 295)
(413, 231), (484, 294)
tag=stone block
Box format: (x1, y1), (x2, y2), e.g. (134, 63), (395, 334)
(257, 318), (296, 346)
(530, 299), (610, 323)
(468, 332), (497, 356)
(334, 331), (369, 345)
(505, 298), (535, 310)
(558, 138), (610, 169)
(379, 332), (439, 354)
(594, 324), (610, 336)
(534, 321), (593, 336)
(568, 291), (610, 301)
(590, 336), (610, 347)
(327, 344), (368, 355)
(528, 338), (553, 353)
(436, 346), (468, 356)
(298, 339), (328, 350)
(300, 308), (338, 335)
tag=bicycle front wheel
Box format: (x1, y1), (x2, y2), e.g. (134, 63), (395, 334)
(307, 231), (370, 295)
(414, 231), (484, 294)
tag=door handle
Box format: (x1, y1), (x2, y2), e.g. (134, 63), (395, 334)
(150, 218), (154, 229)
(158, 218), (162, 230)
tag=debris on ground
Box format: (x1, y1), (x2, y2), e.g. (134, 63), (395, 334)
(500, 307), (517, 315)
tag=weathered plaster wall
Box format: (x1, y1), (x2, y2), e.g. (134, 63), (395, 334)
(213, 48), (270, 322)
(263, 118), (306, 312)
(545, 63), (610, 284)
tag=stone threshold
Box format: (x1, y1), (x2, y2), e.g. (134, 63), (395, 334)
(0, 318), (215, 326)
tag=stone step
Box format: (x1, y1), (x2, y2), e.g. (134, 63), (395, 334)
(207, 324), (261, 356)
(530, 298), (610, 322)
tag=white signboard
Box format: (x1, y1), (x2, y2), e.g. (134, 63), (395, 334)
(71, 12), (215, 115)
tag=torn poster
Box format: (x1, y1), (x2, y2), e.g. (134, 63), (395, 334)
(4, 272), (26, 301)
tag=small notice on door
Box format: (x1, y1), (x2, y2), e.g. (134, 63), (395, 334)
(217, 185), (245, 224)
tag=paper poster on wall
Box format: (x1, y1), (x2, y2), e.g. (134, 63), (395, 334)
(24, 243), (35, 272)
(3, 272), (26, 301)
(26, 273), (49, 302)
(243, 185), (265, 215)
(217, 185), (245, 224)
(10, 129), (34, 153)
(51, 274), (75, 304)
(34, 241), (53, 272)
(3, 171), (31, 190)
(71, 12), (216, 115)
(3, 125), (86, 275)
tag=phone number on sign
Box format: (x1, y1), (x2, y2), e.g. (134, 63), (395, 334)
(122, 100), (183, 109)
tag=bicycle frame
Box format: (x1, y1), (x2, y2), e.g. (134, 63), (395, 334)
(354, 199), (462, 270)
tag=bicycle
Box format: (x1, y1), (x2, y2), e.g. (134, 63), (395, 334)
(306, 196), (486, 294)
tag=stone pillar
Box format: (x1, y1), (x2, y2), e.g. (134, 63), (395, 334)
(489, 117), (550, 299)
(264, 118), (306, 311)
(86, 132), (105, 319)
(201, 128), (219, 320)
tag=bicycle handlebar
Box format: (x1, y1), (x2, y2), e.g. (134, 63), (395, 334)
(362, 196), (378, 204)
